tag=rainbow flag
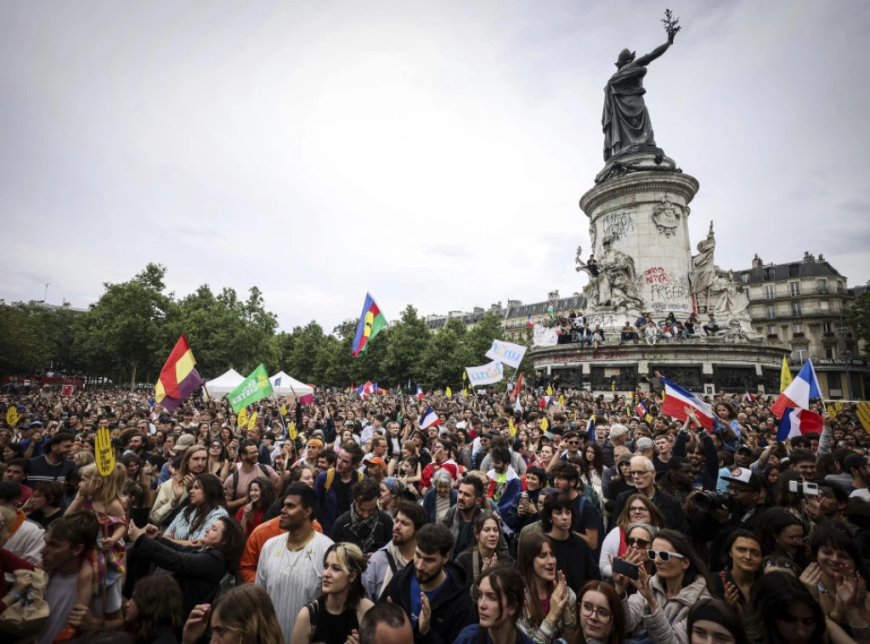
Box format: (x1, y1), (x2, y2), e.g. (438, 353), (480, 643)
(352, 293), (387, 356)
(154, 335), (203, 413)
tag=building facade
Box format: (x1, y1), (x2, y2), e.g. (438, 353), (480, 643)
(735, 252), (867, 400)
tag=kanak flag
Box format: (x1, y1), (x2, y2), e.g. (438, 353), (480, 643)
(154, 335), (203, 414)
(776, 407), (824, 441)
(770, 361), (821, 419)
(660, 377), (714, 431)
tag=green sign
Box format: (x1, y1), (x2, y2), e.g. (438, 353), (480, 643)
(228, 364), (274, 412)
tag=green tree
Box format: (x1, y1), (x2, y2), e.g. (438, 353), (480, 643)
(420, 318), (468, 390)
(381, 305), (430, 386)
(73, 264), (177, 388)
(0, 303), (55, 376)
(847, 290), (870, 357)
(288, 322), (327, 383)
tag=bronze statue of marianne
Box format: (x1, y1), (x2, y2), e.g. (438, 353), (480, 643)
(602, 10), (681, 162)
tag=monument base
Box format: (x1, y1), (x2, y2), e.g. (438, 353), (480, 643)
(531, 338), (790, 396)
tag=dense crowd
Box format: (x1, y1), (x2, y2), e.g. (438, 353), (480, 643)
(0, 381), (868, 644)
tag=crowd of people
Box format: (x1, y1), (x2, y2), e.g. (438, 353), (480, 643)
(546, 310), (725, 348)
(0, 379), (868, 644)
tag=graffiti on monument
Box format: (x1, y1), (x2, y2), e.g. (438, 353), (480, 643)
(644, 267), (671, 285)
(585, 314), (616, 328)
(601, 210), (635, 243)
(649, 272), (690, 312)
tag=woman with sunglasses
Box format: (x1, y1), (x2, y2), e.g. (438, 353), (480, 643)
(613, 529), (714, 643)
(576, 580), (625, 644)
(207, 439), (232, 481)
(599, 493), (666, 578)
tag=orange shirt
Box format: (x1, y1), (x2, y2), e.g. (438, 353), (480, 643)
(238, 516), (322, 584)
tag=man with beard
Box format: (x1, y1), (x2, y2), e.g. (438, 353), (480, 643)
(442, 476), (509, 559)
(256, 482), (334, 642)
(380, 523), (475, 643)
(330, 477), (394, 554)
(363, 500), (426, 600)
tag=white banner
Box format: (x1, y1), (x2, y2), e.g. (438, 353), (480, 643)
(485, 339), (527, 369)
(533, 324), (559, 347)
(465, 360), (504, 386)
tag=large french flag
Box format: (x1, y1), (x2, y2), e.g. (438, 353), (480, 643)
(770, 361), (821, 418)
(416, 385), (424, 401)
(660, 377), (715, 431)
(418, 406), (442, 430)
(776, 407), (824, 441)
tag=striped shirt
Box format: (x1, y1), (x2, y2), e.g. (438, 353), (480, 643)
(256, 530), (334, 642)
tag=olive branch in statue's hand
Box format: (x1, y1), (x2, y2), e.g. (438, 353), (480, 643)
(662, 9), (681, 43)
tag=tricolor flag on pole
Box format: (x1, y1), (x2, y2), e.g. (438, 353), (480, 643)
(418, 406), (442, 430)
(416, 385), (424, 401)
(770, 360), (821, 419)
(352, 293), (387, 357)
(776, 407), (824, 441)
(526, 315), (534, 328)
(660, 377), (714, 431)
(154, 335), (204, 414)
(586, 416), (596, 442)
(744, 392), (757, 403)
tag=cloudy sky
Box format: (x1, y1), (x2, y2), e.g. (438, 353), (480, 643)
(2, 1), (868, 333)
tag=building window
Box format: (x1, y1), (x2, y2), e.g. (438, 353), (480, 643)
(791, 302), (802, 316)
(790, 282), (800, 296)
(793, 323), (803, 334)
(767, 325), (777, 335)
(820, 300), (830, 310)
(825, 346), (836, 359)
(794, 347), (807, 363)
(764, 267), (776, 280)
(836, 280), (844, 294)
(766, 305), (776, 319)
(823, 321), (833, 333)
(741, 273), (749, 283)
(765, 285), (775, 300)
(817, 279), (827, 293)
(789, 264), (800, 277)
(828, 372), (843, 399)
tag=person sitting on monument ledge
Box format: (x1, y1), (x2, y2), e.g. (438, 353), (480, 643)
(619, 322), (639, 345)
(703, 314), (720, 336)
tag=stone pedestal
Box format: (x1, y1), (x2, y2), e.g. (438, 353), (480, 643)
(580, 155), (699, 327)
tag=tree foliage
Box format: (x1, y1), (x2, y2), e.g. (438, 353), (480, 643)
(2, 264), (536, 391)
(847, 290), (870, 357)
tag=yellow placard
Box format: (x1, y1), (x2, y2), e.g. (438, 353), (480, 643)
(247, 412), (258, 430)
(237, 407), (248, 428)
(288, 421), (297, 441)
(281, 404), (287, 416)
(95, 427), (115, 477)
(5, 408), (19, 427)
(856, 402), (870, 435)
(445, 387), (452, 398)
(509, 418), (517, 437)
(541, 417), (549, 432)
(558, 394), (565, 405)
(546, 385), (553, 396)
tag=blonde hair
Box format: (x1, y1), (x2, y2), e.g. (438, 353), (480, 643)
(74, 451), (95, 467)
(0, 506), (16, 538)
(212, 585), (284, 644)
(79, 463), (128, 506)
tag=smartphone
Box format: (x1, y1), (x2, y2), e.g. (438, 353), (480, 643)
(788, 480), (820, 497)
(612, 558), (639, 580)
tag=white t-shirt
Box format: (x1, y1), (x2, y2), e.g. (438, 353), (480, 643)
(256, 531), (334, 643)
(850, 488), (870, 500)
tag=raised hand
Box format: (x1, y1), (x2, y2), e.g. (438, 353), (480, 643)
(182, 604), (211, 644)
(724, 581), (741, 609)
(800, 562), (823, 597)
(418, 592), (432, 635)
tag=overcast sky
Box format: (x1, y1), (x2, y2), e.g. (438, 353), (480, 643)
(2, 1), (868, 333)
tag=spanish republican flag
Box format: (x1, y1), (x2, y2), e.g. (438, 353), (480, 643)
(154, 335), (204, 413)
(352, 293), (387, 357)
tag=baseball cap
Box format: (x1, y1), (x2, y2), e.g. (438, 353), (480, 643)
(173, 434), (197, 454)
(722, 467), (763, 491)
(843, 453), (868, 472)
(363, 456), (387, 471)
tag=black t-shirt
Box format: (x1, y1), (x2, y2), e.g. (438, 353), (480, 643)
(549, 532), (601, 593)
(27, 456), (75, 486)
(331, 478), (352, 516)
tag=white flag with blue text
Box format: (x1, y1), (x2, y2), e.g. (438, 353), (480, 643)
(485, 339), (527, 369)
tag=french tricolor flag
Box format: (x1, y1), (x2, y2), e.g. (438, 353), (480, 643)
(744, 392), (757, 403)
(771, 361), (821, 418)
(660, 377), (715, 431)
(776, 407), (824, 441)
(416, 385), (424, 401)
(418, 406), (442, 430)
(526, 315), (534, 328)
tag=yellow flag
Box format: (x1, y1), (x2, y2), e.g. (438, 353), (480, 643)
(546, 385), (553, 396)
(541, 417), (549, 432)
(856, 402), (870, 435)
(248, 412), (258, 430)
(95, 427), (116, 477)
(509, 418), (517, 437)
(5, 408), (19, 427)
(463, 388), (468, 398)
(780, 355), (793, 393)
(558, 394), (565, 405)
(288, 421), (297, 440)
(237, 407), (249, 428)
(446, 387), (452, 398)
(462, 371), (467, 381)
(281, 404), (287, 416)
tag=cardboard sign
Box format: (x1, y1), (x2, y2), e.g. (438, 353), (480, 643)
(95, 427), (116, 477)
(237, 407), (249, 428)
(61, 385), (74, 397)
(5, 408), (19, 427)
(247, 412), (258, 430)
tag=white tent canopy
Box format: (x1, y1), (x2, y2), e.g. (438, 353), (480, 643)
(269, 372), (314, 397)
(204, 369), (244, 399)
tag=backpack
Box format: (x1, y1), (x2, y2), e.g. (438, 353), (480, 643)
(384, 550), (398, 574)
(231, 463), (270, 499)
(324, 468), (363, 493)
